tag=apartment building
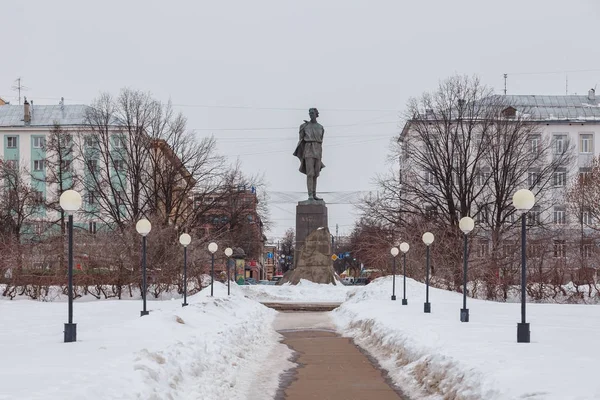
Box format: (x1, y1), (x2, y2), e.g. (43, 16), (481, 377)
(399, 89), (600, 277)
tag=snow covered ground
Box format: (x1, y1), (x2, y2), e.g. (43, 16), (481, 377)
(241, 279), (354, 303)
(0, 282), (290, 400)
(333, 276), (600, 400)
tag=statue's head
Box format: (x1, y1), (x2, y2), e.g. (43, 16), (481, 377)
(309, 108), (319, 120)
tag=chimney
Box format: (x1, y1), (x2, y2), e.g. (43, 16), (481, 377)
(588, 88), (596, 101)
(23, 98), (31, 124)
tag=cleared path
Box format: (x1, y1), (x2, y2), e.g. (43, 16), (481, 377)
(274, 311), (407, 400)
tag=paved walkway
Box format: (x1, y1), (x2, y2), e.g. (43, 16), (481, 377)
(275, 311), (406, 400)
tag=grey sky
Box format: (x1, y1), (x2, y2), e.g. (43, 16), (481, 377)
(2, 0), (600, 241)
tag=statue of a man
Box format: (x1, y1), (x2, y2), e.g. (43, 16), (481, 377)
(293, 108), (325, 201)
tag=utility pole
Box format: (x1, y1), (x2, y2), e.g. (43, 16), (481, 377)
(503, 74), (507, 95)
(11, 77), (28, 105)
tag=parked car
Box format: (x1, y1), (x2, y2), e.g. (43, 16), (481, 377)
(342, 277), (355, 285)
(258, 280), (271, 285)
(271, 275), (283, 282)
(245, 278), (258, 285)
(354, 277), (370, 285)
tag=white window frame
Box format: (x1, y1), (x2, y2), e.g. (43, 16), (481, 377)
(582, 210), (592, 225)
(528, 171), (539, 188)
(529, 135), (540, 154)
(32, 137), (44, 149)
(553, 134), (567, 155)
(7, 136), (17, 148)
(553, 240), (566, 258)
(580, 133), (593, 154)
(553, 209), (566, 225)
(582, 243), (593, 258)
(553, 170), (567, 187)
(113, 136), (125, 149)
(89, 221), (97, 234)
(113, 159), (125, 171)
(84, 136), (97, 147)
(33, 160), (45, 172)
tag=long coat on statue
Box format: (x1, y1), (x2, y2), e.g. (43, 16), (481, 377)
(293, 121), (325, 175)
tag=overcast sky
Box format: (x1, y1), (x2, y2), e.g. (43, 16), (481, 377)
(2, 0), (600, 241)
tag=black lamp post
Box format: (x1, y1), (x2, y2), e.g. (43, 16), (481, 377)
(422, 232), (434, 313)
(459, 217), (475, 322)
(208, 242), (218, 296)
(225, 247), (233, 295)
(136, 218), (151, 316)
(60, 190), (82, 343)
(513, 189), (535, 343)
(390, 246), (399, 300)
(179, 233), (191, 307)
(399, 242), (409, 305)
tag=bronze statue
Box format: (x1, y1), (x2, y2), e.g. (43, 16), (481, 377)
(293, 108), (325, 201)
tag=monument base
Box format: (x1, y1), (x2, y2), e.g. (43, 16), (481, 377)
(278, 227), (340, 285)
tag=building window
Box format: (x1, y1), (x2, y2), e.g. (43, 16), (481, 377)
(528, 243), (541, 258)
(553, 134), (567, 155)
(89, 221), (97, 234)
(33, 160), (45, 171)
(84, 136), (98, 147)
(553, 169), (567, 187)
(425, 205), (436, 218)
(61, 160), (72, 171)
(582, 242), (593, 258)
(32, 190), (43, 203)
(87, 159), (98, 173)
(503, 243), (515, 258)
(579, 167), (592, 184)
(114, 191), (125, 207)
(527, 206), (541, 226)
(527, 171), (539, 188)
(477, 241), (489, 258)
(113, 136), (124, 149)
(113, 159), (125, 171)
(34, 222), (45, 235)
(580, 133), (593, 154)
(425, 170), (434, 185)
(476, 205), (489, 224)
(553, 208), (566, 225)
(582, 209), (592, 225)
(553, 240), (566, 258)
(87, 191), (97, 205)
(529, 135), (540, 154)
(32, 137), (45, 148)
(476, 169), (490, 186)
(7, 136), (18, 148)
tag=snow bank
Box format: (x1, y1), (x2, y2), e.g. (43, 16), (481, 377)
(241, 279), (354, 303)
(0, 282), (288, 400)
(333, 276), (600, 400)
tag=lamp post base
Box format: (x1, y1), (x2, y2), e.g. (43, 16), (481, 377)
(64, 323), (77, 343)
(517, 322), (530, 343)
(182, 302), (188, 307)
(460, 308), (469, 322)
(424, 302), (431, 313)
(402, 299), (407, 305)
(391, 295), (396, 301)
(140, 311), (150, 317)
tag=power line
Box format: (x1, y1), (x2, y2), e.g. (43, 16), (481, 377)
(192, 120), (397, 131)
(505, 68), (600, 76)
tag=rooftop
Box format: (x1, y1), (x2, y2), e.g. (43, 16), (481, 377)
(0, 104), (89, 127)
(496, 94), (600, 121)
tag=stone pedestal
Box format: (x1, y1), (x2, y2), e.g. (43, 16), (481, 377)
(295, 200), (328, 267)
(278, 200), (340, 285)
